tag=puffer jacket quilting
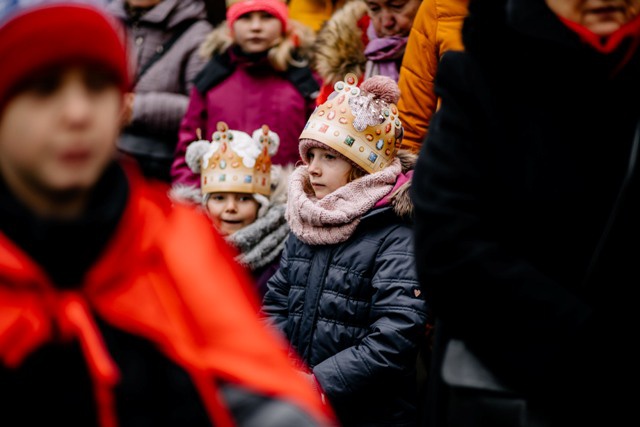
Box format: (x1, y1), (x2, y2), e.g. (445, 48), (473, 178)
(263, 206), (429, 426)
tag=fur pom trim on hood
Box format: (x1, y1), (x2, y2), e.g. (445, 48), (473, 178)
(199, 18), (315, 63)
(389, 149), (416, 219)
(313, 0), (368, 85)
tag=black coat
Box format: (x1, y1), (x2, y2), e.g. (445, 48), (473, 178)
(412, 0), (640, 423)
(263, 206), (429, 427)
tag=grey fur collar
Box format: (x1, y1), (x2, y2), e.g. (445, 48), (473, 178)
(226, 204), (289, 271)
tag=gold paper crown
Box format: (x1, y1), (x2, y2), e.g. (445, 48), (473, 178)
(201, 122), (274, 196)
(299, 73), (403, 174)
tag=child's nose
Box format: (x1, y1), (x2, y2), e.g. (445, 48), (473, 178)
(308, 159), (321, 175)
(60, 83), (92, 126)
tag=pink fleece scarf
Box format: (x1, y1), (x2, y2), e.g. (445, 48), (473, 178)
(286, 158), (403, 245)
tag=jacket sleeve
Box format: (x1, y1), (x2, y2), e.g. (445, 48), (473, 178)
(311, 227), (429, 402)
(411, 52), (593, 391)
(398, 0), (467, 153)
(131, 22), (211, 136)
(170, 87), (206, 186)
(260, 235), (294, 334)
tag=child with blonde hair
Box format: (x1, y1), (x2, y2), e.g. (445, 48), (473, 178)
(262, 74), (429, 426)
(174, 122), (291, 298)
(171, 0), (319, 186)
(0, 2), (333, 425)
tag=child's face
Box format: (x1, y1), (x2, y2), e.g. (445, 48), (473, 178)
(545, 0), (640, 37)
(365, 0), (422, 38)
(307, 147), (352, 200)
(206, 192), (260, 236)
(232, 11), (283, 54)
(0, 65), (123, 203)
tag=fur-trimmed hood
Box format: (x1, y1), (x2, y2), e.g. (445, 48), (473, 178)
(199, 18), (316, 60)
(313, 0), (368, 85)
(387, 149), (416, 219)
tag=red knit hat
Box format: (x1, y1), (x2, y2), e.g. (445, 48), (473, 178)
(226, 0), (288, 33)
(0, 2), (129, 109)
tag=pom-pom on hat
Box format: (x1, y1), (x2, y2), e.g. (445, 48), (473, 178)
(0, 0), (129, 109)
(299, 74), (404, 174)
(226, 0), (288, 33)
(185, 122), (279, 196)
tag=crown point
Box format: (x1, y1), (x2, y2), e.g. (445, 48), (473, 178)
(217, 121), (229, 133)
(345, 73), (357, 86)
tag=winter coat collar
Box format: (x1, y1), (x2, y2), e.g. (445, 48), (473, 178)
(226, 165), (292, 271)
(313, 0), (369, 85)
(227, 204), (289, 271)
(286, 150), (416, 245)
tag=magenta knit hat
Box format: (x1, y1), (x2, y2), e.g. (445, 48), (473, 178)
(226, 0), (288, 33)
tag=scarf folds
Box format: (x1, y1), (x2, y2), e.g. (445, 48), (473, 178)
(226, 204), (290, 271)
(363, 21), (408, 81)
(286, 158), (402, 245)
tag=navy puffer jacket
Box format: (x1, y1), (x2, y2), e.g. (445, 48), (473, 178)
(262, 163), (429, 426)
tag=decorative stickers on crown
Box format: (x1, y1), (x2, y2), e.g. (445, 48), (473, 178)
(194, 121), (274, 196)
(299, 73), (403, 174)
(254, 125), (273, 194)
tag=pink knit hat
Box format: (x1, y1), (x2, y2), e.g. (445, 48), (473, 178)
(226, 0), (288, 33)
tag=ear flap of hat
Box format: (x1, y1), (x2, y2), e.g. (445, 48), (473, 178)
(185, 139), (212, 174)
(252, 127), (280, 157)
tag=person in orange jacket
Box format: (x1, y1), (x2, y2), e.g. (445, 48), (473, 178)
(0, 2), (333, 426)
(397, 0), (468, 153)
(288, 0), (347, 32)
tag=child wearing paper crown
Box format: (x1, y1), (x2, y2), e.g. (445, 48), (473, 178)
(261, 74), (430, 426)
(175, 122), (291, 298)
(0, 1), (334, 426)
(170, 0), (320, 187)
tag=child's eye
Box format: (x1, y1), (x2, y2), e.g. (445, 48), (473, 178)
(239, 196), (253, 202)
(212, 195), (225, 201)
(325, 154), (335, 160)
(84, 69), (117, 92)
(366, 3), (381, 13)
(28, 73), (62, 96)
(307, 153), (315, 160)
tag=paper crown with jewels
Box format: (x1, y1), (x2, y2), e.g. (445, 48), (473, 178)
(185, 122), (279, 196)
(299, 73), (403, 174)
